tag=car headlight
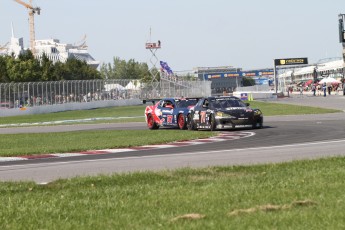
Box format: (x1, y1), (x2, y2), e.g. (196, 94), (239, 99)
(254, 110), (262, 115)
(216, 112), (231, 118)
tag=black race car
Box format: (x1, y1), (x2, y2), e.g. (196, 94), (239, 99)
(187, 96), (263, 131)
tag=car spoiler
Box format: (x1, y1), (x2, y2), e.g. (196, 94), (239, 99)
(143, 97), (202, 105)
(142, 99), (161, 105)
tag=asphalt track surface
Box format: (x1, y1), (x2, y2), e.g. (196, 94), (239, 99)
(1, 94), (345, 183)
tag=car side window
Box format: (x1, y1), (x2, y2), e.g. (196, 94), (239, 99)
(162, 100), (174, 108)
(203, 99), (209, 107)
(195, 100), (203, 108)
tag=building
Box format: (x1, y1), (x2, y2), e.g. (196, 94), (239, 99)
(277, 57), (344, 89)
(194, 66), (274, 94)
(0, 28), (100, 68)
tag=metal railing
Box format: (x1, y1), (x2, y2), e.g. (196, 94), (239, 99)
(0, 79), (211, 109)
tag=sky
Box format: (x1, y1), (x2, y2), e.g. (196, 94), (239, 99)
(1, 0), (344, 72)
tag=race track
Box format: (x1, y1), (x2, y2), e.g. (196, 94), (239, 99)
(1, 96), (345, 183)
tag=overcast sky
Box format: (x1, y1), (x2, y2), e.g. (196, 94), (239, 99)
(1, 0), (344, 71)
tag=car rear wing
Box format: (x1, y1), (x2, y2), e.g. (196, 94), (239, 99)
(143, 99), (161, 105)
(143, 97), (202, 105)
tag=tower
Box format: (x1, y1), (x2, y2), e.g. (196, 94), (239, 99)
(145, 39), (161, 96)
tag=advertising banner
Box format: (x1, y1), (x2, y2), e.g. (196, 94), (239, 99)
(274, 58), (308, 66)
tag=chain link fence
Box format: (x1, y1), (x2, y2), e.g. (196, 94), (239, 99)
(0, 79), (211, 109)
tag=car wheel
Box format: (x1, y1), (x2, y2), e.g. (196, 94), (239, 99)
(147, 114), (159, 130)
(210, 114), (217, 131)
(178, 114), (187, 130)
(253, 117), (263, 129)
(187, 114), (197, 131)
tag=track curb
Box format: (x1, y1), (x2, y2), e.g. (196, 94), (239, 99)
(0, 131), (255, 162)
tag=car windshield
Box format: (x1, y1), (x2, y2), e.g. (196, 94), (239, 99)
(176, 99), (198, 108)
(209, 98), (246, 109)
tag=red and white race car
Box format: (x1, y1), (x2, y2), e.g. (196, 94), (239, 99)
(144, 97), (199, 130)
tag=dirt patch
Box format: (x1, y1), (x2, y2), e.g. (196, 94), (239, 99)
(171, 213), (206, 221)
(229, 199), (317, 216)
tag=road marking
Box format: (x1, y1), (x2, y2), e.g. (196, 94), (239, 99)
(4, 138), (345, 169)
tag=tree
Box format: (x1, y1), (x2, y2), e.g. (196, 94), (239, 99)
(41, 54), (55, 81)
(0, 56), (10, 82)
(100, 57), (149, 80)
(6, 56), (41, 82)
(18, 50), (35, 62)
(242, 77), (255, 86)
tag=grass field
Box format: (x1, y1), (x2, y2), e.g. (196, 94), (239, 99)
(0, 101), (344, 229)
(0, 105), (148, 126)
(0, 130), (215, 157)
(1, 157), (345, 229)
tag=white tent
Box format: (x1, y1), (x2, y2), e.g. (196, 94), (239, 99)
(104, 83), (125, 91)
(125, 80), (141, 90)
(319, 77), (341, 84)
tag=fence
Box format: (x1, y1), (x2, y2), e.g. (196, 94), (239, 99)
(0, 79), (211, 109)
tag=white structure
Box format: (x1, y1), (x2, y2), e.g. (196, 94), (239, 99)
(1, 27), (99, 68)
(277, 57), (344, 88)
(34, 38), (100, 68)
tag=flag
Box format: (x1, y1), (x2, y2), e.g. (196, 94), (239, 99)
(160, 61), (173, 75)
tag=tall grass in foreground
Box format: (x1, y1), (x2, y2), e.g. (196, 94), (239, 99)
(1, 157), (345, 229)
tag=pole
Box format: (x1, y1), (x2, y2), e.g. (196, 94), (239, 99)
(339, 14), (345, 82)
(273, 60), (277, 93)
(342, 36), (345, 80)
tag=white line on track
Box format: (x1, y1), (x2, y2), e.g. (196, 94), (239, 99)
(3, 138), (345, 169)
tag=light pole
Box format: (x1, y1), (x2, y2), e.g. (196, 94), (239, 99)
(339, 14), (345, 81)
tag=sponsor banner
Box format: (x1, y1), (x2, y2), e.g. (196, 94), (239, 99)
(254, 78), (269, 85)
(205, 69), (274, 79)
(274, 58), (308, 66)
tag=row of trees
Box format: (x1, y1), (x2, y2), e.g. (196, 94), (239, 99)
(0, 51), (102, 83)
(0, 51), (154, 83)
(0, 51), (255, 86)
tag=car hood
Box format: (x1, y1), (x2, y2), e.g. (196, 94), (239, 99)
(215, 107), (255, 116)
(216, 107), (253, 112)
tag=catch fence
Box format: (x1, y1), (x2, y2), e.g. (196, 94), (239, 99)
(0, 79), (211, 109)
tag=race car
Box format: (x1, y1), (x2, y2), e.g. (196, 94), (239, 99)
(145, 97), (199, 130)
(187, 96), (263, 131)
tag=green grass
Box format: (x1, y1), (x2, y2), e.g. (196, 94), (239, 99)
(247, 101), (340, 115)
(1, 157), (345, 229)
(0, 105), (147, 125)
(0, 130), (216, 157)
(0, 101), (344, 229)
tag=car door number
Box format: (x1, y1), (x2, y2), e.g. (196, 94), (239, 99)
(166, 115), (173, 123)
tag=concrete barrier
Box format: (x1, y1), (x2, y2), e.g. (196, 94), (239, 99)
(233, 91), (279, 100)
(0, 99), (142, 117)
